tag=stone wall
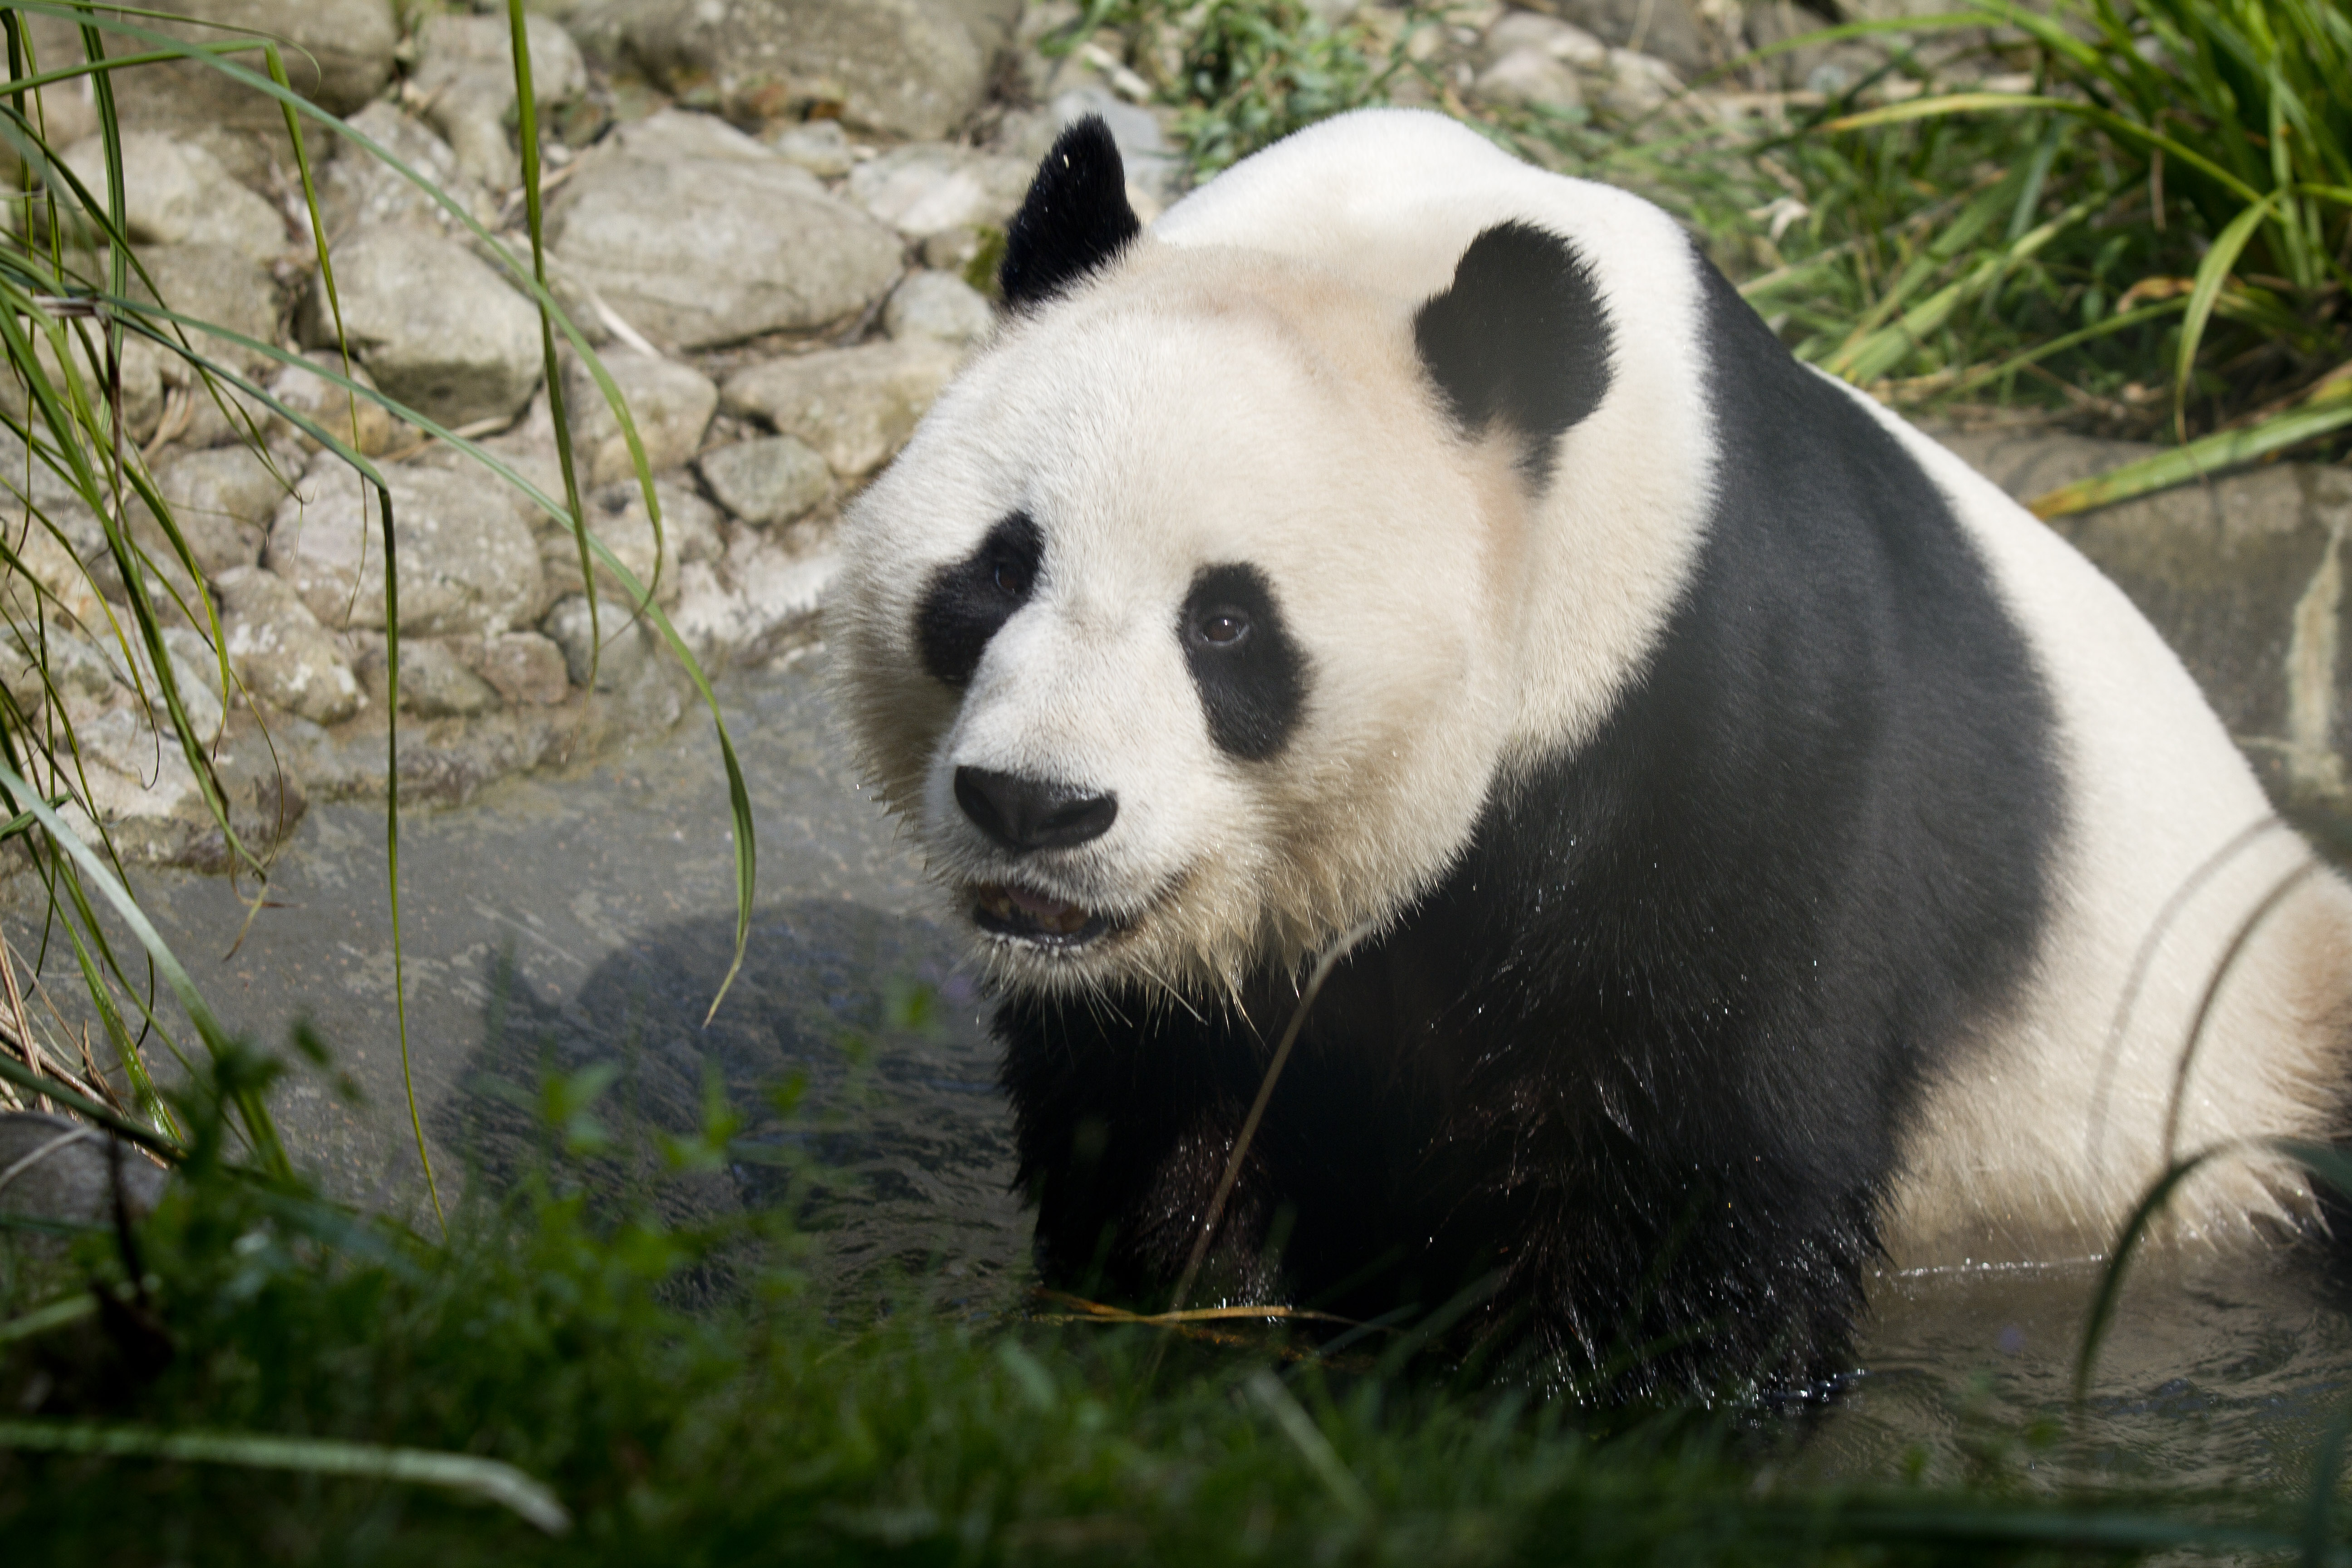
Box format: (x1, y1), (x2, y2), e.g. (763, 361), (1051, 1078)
(1938, 428), (2352, 848)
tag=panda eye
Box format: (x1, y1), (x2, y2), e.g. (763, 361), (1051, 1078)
(991, 557), (1031, 598)
(1193, 607), (1250, 648)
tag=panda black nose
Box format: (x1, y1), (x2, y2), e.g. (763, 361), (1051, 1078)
(954, 767), (1117, 853)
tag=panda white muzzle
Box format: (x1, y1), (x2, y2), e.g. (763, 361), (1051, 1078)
(955, 766), (1124, 948)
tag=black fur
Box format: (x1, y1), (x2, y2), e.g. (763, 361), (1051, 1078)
(1000, 243), (2064, 1401)
(1182, 563), (1309, 760)
(916, 511), (1042, 689)
(1000, 116), (1143, 310)
(1413, 222), (1612, 485)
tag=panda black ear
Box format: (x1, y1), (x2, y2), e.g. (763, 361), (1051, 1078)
(1413, 222), (1613, 486)
(999, 115), (1143, 311)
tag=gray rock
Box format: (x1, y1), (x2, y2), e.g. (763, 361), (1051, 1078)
(1598, 48), (1686, 118)
(547, 111), (904, 351)
(216, 564), (364, 725)
(1934, 426), (2352, 821)
(132, 243), (283, 376)
(1741, 0), (1907, 93)
(768, 118), (864, 177)
(267, 351), (403, 457)
(883, 270), (993, 344)
(1481, 11), (1610, 67)
(0, 325), (164, 447)
(544, 592), (659, 690)
(697, 435), (833, 527)
(148, 0), (395, 113)
(1532, 0), (1711, 77)
(297, 227), (543, 431)
(720, 338), (963, 478)
(392, 636), (501, 718)
(847, 142), (1033, 240)
(264, 453), (544, 637)
(411, 12), (589, 189)
(0, 1112), (168, 1232)
(13, 3), (394, 190)
(571, 0), (1023, 141)
(316, 103), (498, 243)
(541, 478), (720, 606)
(919, 225), (995, 280)
(126, 444), (287, 617)
(668, 525), (836, 662)
(1474, 46), (1586, 110)
(56, 132), (286, 264)
(465, 630), (572, 706)
(99, 630), (227, 741)
(130, 243), (285, 451)
(562, 349), (718, 486)
(0, 622), (119, 719)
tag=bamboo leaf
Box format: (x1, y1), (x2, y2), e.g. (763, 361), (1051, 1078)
(2030, 391), (2352, 519)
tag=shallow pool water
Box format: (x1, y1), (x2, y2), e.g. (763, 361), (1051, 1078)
(15, 651), (2352, 1492)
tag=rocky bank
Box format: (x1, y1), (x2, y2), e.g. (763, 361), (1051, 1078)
(0, 0), (2346, 883)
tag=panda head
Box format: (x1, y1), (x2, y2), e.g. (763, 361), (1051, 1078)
(833, 117), (1615, 1000)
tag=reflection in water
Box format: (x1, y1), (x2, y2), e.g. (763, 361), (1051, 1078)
(1818, 1245), (2352, 1490)
(440, 898), (1033, 1299)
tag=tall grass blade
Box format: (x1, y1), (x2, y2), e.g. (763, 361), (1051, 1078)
(0, 1419), (571, 1534)
(1827, 93), (2264, 205)
(0, 755), (283, 1176)
(2174, 192), (2282, 439)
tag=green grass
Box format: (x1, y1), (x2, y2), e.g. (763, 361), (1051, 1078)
(2, 1041), (2339, 1565)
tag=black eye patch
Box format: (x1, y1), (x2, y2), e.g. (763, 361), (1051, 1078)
(1181, 563), (1307, 760)
(916, 512), (1044, 689)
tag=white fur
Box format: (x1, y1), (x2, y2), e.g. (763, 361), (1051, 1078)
(834, 108), (2352, 1264)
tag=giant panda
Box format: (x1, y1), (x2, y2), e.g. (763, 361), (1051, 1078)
(832, 108), (2352, 1398)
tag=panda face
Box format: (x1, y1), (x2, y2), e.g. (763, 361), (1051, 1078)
(833, 246), (1524, 997)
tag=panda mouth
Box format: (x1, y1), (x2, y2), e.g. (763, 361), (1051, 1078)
(972, 882), (1116, 948)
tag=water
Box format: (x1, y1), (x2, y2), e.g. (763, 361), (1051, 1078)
(12, 650), (2352, 1491)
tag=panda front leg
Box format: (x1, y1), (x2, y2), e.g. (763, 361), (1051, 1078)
(997, 994), (1291, 1309)
(1466, 1168), (1878, 1401)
